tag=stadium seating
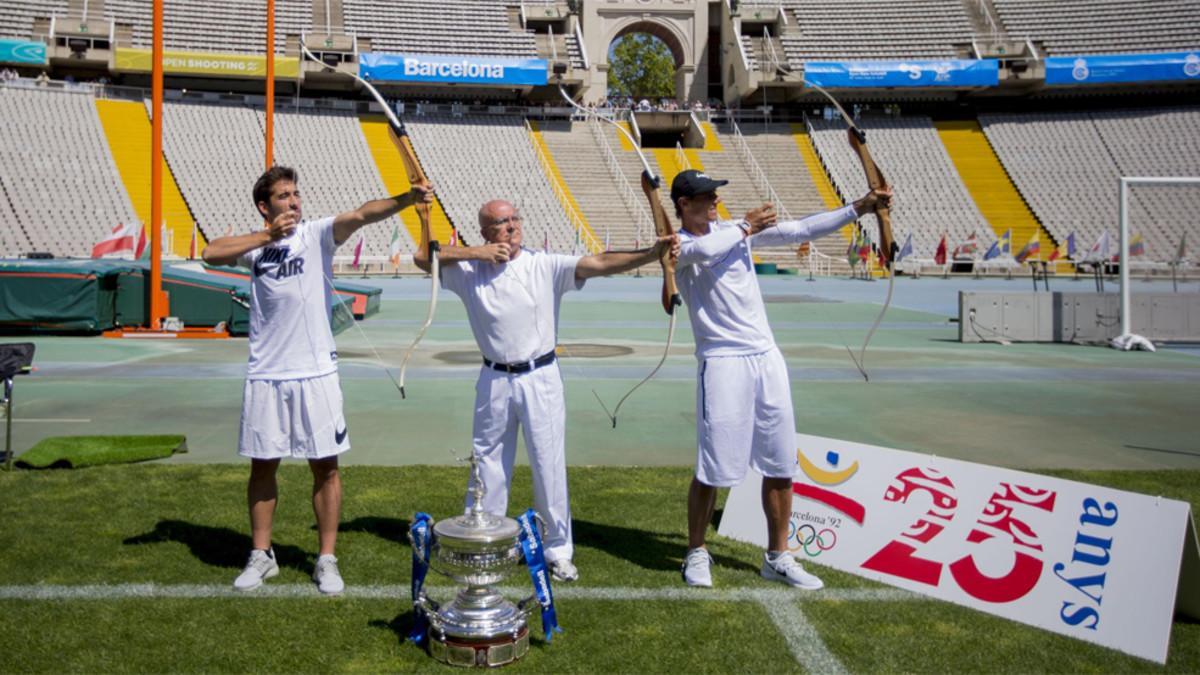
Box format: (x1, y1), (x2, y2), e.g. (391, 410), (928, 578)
(156, 98), (414, 260)
(155, 99), (263, 247)
(981, 107), (1200, 260)
(87, 0), (309, 54)
(273, 105), (414, 258)
(0, 83), (139, 258)
(810, 114), (995, 258)
(403, 115), (572, 252)
(761, 0), (975, 65)
(344, 0), (536, 58)
(0, 0), (66, 42)
(991, 0), (1200, 55)
(536, 119), (642, 251)
(730, 122), (849, 262)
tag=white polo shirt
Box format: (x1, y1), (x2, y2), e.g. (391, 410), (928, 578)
(441, 248), (584, 365)
(237, 216), (338, 380)
(675, 206), (858, 359)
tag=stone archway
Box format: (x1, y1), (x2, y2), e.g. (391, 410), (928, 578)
(607, 20), (688, 103)
(579, 2), (709, 104)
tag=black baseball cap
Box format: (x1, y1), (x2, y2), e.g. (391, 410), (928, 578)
(670, 169), (729, 205)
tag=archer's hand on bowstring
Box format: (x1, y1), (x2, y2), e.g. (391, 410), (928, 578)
(742, 203), (778, 236)
(852, 186), (894, 215)
(268, 210), (298, 241)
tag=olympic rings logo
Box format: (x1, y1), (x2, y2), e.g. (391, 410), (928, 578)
(787, 521), (837, 557)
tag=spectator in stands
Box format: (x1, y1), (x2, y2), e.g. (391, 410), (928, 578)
(35, 71), (49, 86)
(414, 199), (679, 583)
(671, 169), (892, 589)
(202, 166), (434, 595)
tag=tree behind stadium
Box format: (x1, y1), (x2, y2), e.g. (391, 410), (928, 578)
(607, 34), (675, 99)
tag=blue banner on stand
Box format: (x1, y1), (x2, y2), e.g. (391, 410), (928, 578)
(359, 53), (548, 86)
(517, 509), (561, 642)
(1046, 52), (1200, 85)
(408, 512), (433, 644)
(0, 39), (46, 65)
(804, 59), (999, 87)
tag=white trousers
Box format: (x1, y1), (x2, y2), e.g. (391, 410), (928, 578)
(695, 348), (797, 487)
(469, 361), (572, 562)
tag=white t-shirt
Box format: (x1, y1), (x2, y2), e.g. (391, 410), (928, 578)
(675, 206), (857, 358)
(441, 248), (584, 364)
(238, 217), (338, 380)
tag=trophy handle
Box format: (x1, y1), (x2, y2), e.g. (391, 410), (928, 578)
(415, 591), (441, 615)
(516, 594), (538, 619)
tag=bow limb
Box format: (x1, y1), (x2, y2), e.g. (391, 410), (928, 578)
(300, 39), (440, 398)
(802, 78), (895, 381)
(393, 126), (439, 399)
(558, 86), (681, 426)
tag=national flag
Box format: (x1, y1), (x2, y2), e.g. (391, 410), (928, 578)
(91, 223), (141, 258)
(952, 232), (978, 258)
(388, 224), (403, 266)
(352, 236), (364, 268)
(998, 229), (1012, 255)
(895, 232), (913, 262)
(934, 234), (947, 265)
(1014, 232), (1040, 263)
(798, 241), (811, 258)
(1048, 245), (1061, 262)
(856, 228), (871, 263)
(1176, 231), (1188, 264)
(1066, 232), (1077, 259)
(137, 224), (162, 261)
(982, 240), (1000, 261)
(188, 224), (198, 260)
(1128, 233), (1145, 257)
(1084, 230), (1110, 262)
(449, 225), (459, 247)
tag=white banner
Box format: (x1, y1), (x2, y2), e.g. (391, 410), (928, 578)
(718, 433), (1198, 664)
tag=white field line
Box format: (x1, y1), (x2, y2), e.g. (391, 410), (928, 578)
(0, 583), (917, 671)
(0, 584), (917, 603)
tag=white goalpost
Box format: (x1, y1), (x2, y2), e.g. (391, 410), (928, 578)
(1112, 176), (1200, 351)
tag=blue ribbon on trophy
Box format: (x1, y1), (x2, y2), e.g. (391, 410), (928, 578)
(517, 508), (561, 642)
(408, 511), (433, 644)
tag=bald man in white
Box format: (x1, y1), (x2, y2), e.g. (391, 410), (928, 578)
(416, 199), (677, 581)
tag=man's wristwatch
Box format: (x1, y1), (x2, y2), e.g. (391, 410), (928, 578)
(737, 219), (753, 235)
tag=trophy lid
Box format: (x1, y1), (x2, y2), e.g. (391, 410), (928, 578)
(432, 450), (521, 544)
(433, 510), (521, 544)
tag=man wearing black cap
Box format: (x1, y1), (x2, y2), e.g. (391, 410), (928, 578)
(670, 169), (892, 589)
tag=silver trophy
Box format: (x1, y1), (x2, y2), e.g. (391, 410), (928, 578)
(412, 452), (538, 667)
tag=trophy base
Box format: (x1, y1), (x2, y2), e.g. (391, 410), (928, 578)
(427, 625), (529, 668)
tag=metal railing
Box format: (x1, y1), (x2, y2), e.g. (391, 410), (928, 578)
(726, 117), (793, 221)
(525, 118), (602, 254)
(763, 27), (789, 74)
(589, 115), (651, 246)
(674, 141), (690, 170)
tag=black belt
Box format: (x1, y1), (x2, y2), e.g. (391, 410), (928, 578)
(482, 350), (557, 374)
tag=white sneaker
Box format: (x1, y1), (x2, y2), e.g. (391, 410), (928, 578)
(682, 548), (713, 587)
(313, 554), (345, 595)
(550, 559), (578, 583)
(761, 552), (824, 590)
(233, 548), (278, 591)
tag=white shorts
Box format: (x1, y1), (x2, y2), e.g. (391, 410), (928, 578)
(238, 371), (350, 461)
(695, 348), (796, 487)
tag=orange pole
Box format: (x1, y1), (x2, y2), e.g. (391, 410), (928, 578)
(149, 0), (167, 328)
(264, 0), (275, 169)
